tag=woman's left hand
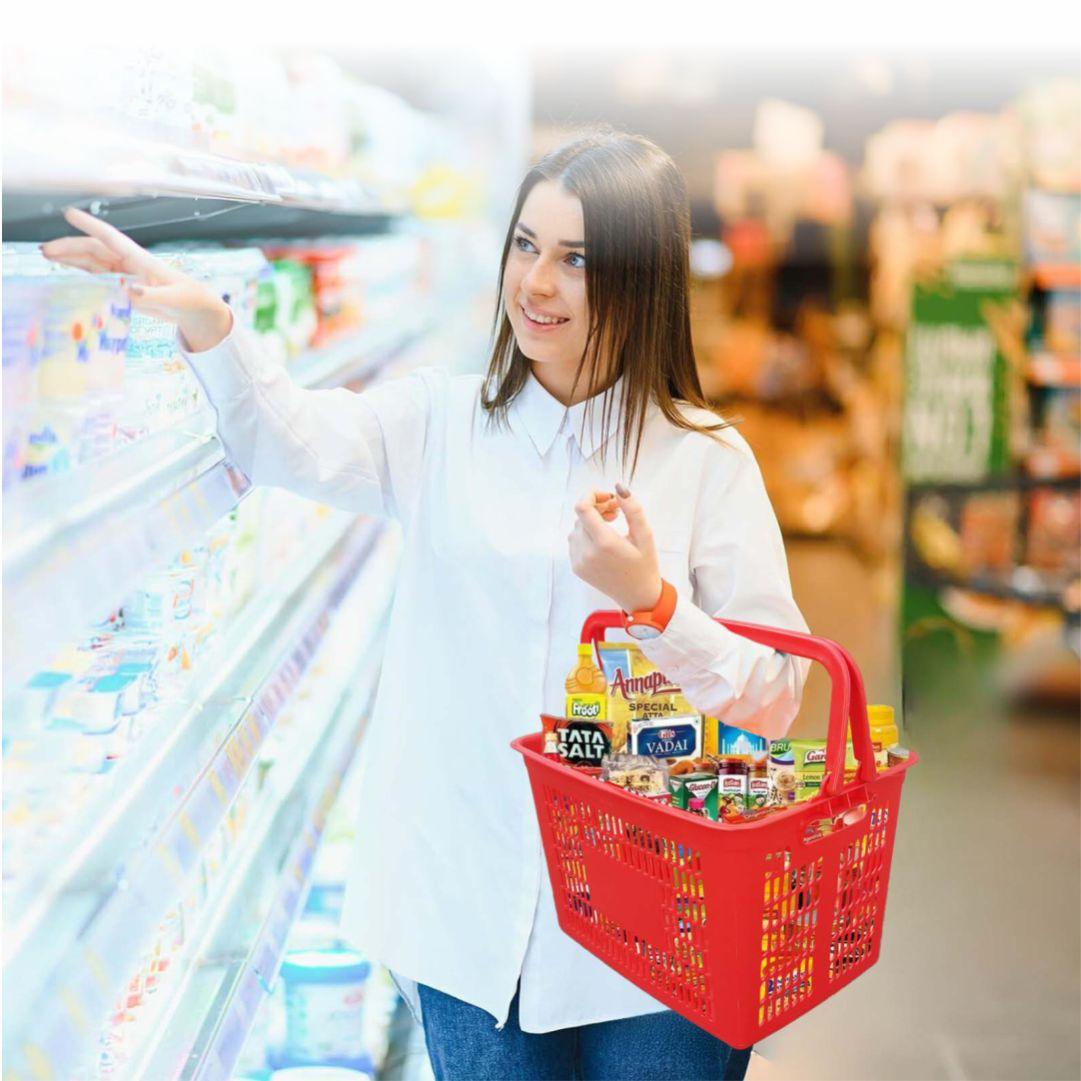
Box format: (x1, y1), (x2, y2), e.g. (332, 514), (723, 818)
(568, 484), (664, 613)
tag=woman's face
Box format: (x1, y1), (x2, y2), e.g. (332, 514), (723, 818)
(503, 180), (591, 378)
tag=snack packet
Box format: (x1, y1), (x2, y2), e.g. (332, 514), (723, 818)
(669, 757), (717, 776)
(540, 713), (612, 767)
(789, 738), (858, 802)
(600, 754), (670, 803)
(599, 642), (699, 759)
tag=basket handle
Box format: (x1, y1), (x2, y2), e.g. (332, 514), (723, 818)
(579, 610), (877, 796)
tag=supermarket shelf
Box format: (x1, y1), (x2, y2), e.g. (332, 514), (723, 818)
(908, 565), (1079, 617)
(1027, 352), (1081, 388)
(3, 191), (400, 246)
(906, 472), (1081, 496)
(145, 657), (383, 1081)
(2, 317), (424, 686)
(3, 433), (250, 687)
(134, 537), (400, 1081)
(1024, 447), (1081, 481)
(2, 516), (388, 1080)
(291, 311), (434, 390)
(2, 111), (406, 244)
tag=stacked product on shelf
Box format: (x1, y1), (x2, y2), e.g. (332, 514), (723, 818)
(2, 47), (487, 225)
(91, 522), (401, 1081)
(695, 100), (890, 553)
(898, 78), (1081, 701)
(2, 232), (431, 491)
(231, 741), (404, 1080)
(3, 43), (521, 1081)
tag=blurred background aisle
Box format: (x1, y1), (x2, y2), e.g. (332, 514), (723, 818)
(3, 39), (1078, 1081)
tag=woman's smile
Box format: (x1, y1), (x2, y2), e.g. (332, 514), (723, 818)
(520, 303), (570, 332)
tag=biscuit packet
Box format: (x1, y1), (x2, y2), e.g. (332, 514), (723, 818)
(600, 754), (670, 804)
(598, 642), (699, 759)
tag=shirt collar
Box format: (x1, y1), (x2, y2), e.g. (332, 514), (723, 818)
(511, 370), (627, 460)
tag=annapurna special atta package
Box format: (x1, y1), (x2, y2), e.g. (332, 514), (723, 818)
(597, 642), (701, 760)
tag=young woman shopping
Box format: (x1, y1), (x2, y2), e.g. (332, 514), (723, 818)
(44, 128), (809, 1081)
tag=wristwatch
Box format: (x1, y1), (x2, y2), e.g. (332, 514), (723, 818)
(622, 579), (677, 641)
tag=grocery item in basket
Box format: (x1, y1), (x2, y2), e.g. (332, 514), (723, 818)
(669, 756), (717, 776)
(715, 722), (769, 759)
(541, 713), (561, 757)
(670, 772), (719, 819)
(867, 705), (900, 770)
(790, 738), (858, 801)
(887, 744), (911, 769)
(540, 713), (612, 767)
(768, 738), (797, 804)
(600, 754), (669, 803)
(565, 643), (609, 728)
(724, 801), (794, 824)
(715, 756), (749, 813)
(747, 751), (770, 808)
(702, 715), (718, 756)
(598, 642), (697, 757)
(629, 715), (701, 759)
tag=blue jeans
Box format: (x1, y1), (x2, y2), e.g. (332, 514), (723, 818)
(417, 983), (752, 1081)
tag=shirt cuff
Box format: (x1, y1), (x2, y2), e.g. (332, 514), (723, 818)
(637, 590), (743, 679)
(176, 307), (252, 403)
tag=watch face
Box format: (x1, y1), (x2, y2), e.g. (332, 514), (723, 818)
(627, 623), (661, 641)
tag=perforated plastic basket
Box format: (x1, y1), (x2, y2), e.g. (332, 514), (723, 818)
(512, 612), (917, 1049)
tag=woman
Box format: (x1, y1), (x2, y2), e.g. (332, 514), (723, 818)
(44, 128), (808, 1081)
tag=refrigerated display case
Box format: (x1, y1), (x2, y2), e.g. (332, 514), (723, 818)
(3, 48), (523, 1081)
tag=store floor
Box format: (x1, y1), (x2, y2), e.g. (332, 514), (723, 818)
(384, 539), (1081, 1081)
(753, 540), (1080, 1081)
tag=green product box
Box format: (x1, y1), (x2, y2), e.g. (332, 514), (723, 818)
(669, 772), (720, 820)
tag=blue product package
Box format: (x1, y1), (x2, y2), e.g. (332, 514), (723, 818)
(716, 723), (768, 758)
(271, 948), (373, 1073)
(630, 716), (701, 759)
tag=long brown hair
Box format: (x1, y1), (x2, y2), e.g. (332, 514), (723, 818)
(480, 126), (731, 477)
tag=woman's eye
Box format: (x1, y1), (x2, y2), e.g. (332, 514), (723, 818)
(514, 235), (535, 253)
(566, 252), (586, 269)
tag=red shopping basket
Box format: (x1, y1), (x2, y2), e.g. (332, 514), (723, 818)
(511, 611), (917, 1049)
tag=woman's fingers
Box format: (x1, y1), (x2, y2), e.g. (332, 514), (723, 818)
(60, 207), (179, 282)
(573, 499), (612, 545)
(614, 486), (655, 555)
(40, 237), (126, 273)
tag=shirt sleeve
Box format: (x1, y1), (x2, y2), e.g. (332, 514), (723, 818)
(637, 432), (810, 741)
(178, 310), (443, 527)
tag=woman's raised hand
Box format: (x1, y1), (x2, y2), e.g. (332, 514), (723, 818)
(568, 484), (663, 614)
(40, 208), (233, 352)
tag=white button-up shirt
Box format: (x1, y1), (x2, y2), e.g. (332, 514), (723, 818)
(181, 319), (809, 1033)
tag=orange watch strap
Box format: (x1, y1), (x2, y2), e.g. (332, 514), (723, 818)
(626, 578), (677, 633)
(651, 578), (677, 631)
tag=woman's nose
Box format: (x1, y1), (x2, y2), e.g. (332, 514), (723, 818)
(523, 258), (556, 297)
